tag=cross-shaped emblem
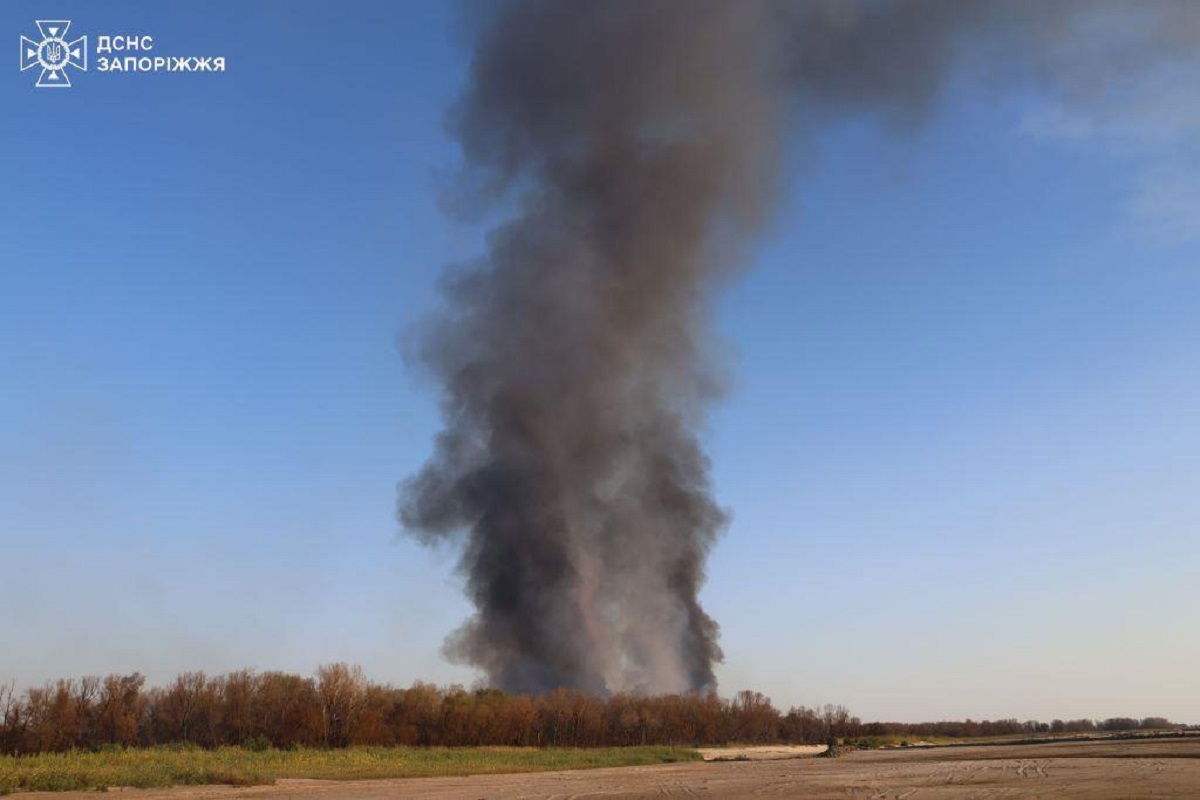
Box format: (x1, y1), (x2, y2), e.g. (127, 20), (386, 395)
(20, 20), (88, 88)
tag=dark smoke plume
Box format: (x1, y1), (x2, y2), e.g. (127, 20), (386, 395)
(400, 1), (1199, 695)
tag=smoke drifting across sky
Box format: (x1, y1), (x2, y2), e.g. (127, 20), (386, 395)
(400, 1), (1199, 695)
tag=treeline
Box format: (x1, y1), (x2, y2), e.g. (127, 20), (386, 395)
(0, 665), (1178, 755)
(0, 665), (852, 754)
(860, 716), (1179, 739)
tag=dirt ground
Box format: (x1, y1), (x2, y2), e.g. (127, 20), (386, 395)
(26, 737), (1200, 799)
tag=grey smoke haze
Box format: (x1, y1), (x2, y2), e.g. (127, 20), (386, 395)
(400, 1), (1199, 695)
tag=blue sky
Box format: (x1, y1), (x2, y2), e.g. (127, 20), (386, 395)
(3, 2), (1197, 723)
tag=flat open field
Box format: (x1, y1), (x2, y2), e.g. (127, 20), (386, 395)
(0, 747), (699, 795)
(14, 737), (1200, 798)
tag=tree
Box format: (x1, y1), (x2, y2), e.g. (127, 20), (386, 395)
(96, 673), (146, 746)
(317, 663), (366, 747)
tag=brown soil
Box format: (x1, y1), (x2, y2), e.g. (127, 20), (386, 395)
(24, 737), (1200, 799)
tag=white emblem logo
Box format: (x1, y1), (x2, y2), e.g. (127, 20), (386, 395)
(20, 20), (87, 88)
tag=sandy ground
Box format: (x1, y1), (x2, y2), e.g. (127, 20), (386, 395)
(23, 737), (1200, 799)
(696, 743), (827, 760)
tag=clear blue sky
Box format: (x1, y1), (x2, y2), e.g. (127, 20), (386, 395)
(3, 2), (1197, 723)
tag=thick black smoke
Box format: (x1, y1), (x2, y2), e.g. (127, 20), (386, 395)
(400, 1), (1199, 695)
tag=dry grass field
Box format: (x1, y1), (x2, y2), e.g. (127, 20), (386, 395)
(12, 737), (1200, 798)
(0, 746), (698, 795)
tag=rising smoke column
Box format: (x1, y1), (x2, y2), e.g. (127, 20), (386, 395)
(400, 1), (1199, 695)
(400, 1), (779, 695)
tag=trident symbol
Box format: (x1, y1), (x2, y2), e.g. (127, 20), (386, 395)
(19, 20), (88, 88)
